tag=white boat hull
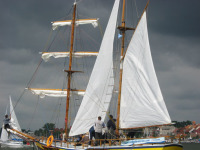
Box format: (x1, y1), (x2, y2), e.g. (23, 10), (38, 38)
(0, 141), (24, 148)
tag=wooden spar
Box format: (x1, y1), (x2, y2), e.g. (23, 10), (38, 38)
(10, 128), (37, 141)
(27, 88), (85, 91)
(116, 0), (151, 134)
(116, 0), (126, 136)
(116, 0), (150, 134)
(65, 2), (76, 137)
(42, 52), (99, 54)
(52, 18), (98, 23)
(121, 0), (150, 61)
(64, 70), (84, 73)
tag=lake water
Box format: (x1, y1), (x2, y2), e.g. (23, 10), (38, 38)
(182, 143), (200, 150)
(1, 143), (200, 150)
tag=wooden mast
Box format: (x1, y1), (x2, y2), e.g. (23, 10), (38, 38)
(116, 0), (126, 136)
(65, 2), (76, 137)
(116, 0), (150, 134)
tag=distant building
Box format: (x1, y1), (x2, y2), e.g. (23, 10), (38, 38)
(174, 121), (200, 139)
(160, 125), (176, 136)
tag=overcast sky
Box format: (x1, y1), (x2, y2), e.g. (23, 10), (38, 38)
(0, 0), (200, 131)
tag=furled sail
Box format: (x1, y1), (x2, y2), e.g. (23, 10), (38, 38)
(120, 11), (171, 129)
(41, 52), (98, 62)
(69, 0), (120, 136)
(52, 18), (99, 30)
(10, 96), (21, 131)
(28, 88), (85, 98)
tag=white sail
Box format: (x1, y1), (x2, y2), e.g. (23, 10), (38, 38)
(1, 97), (21, 142)
(0, 106), (8, 142)
(52, 18), (99, 30)
(120, 11), (171, 129)
(69, 0), (120, 136)
(41, 52), (98, 62)
(28, 88), (85, 98)
(0, 128), (8, 142)
(10, 96), (21, 131)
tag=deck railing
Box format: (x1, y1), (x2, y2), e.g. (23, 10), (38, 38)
(39, 136), (182, 148)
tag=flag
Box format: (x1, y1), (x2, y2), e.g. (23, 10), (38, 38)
(118, 33), (122, 39)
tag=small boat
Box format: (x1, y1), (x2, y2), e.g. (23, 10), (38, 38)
(0, 96), (24, 148)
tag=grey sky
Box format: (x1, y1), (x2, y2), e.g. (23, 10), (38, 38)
(0, 0), (200, 131)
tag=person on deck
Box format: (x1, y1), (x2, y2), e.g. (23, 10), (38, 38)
(89, 126), (95, 145)
(77, 134), (83, 142)
(107, 115), (116, 139)
(3, 114), (12, 139)
(3, 114), (11, 130)
(81, 132), (89, 144)
(94, 116), (105, 145)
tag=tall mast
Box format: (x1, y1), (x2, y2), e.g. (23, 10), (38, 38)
(116, 0), (135, 135)
(65, 2), (76, 137)
(116, 0), (126, 136)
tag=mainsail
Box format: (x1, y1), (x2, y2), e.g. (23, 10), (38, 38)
(69, 0), (120, 136)
(120, 11), (171, 129)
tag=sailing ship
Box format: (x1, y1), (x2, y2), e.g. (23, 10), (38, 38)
(8, 0), (183, 150)
(0, 97), (24, 148)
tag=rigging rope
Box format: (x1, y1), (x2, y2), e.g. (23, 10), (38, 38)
(27, 96), (40, 129)
(98, 21), (104, 37)
(12, 26), (64, 114)
(134, 0), (140, 19)
(11, 1), (74, 112)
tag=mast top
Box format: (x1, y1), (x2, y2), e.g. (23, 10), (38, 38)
(74, 0), (77, 5)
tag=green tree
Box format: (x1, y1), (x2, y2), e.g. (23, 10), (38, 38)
(42, 123), (55, 137)
(172, 120), (192, 128)
(34, 123), (55, 137)
(42, 123), (55, 131)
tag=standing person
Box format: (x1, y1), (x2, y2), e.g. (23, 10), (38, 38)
(3, 114), (11, 130)
(89, 126), (95, 145)
(3, 114), (11, 138)
(94, 116), (105, 145)
(107, 115), (116, 139)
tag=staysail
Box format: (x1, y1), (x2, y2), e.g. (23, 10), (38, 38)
(69, 0), (120, 136)
(120, 11), (171, 129)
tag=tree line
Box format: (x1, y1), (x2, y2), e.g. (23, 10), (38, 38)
(172, 120), (192, 128)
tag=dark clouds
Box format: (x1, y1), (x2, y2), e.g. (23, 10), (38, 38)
(148, 0), (200, 37)
(0, 0), (200, 130)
